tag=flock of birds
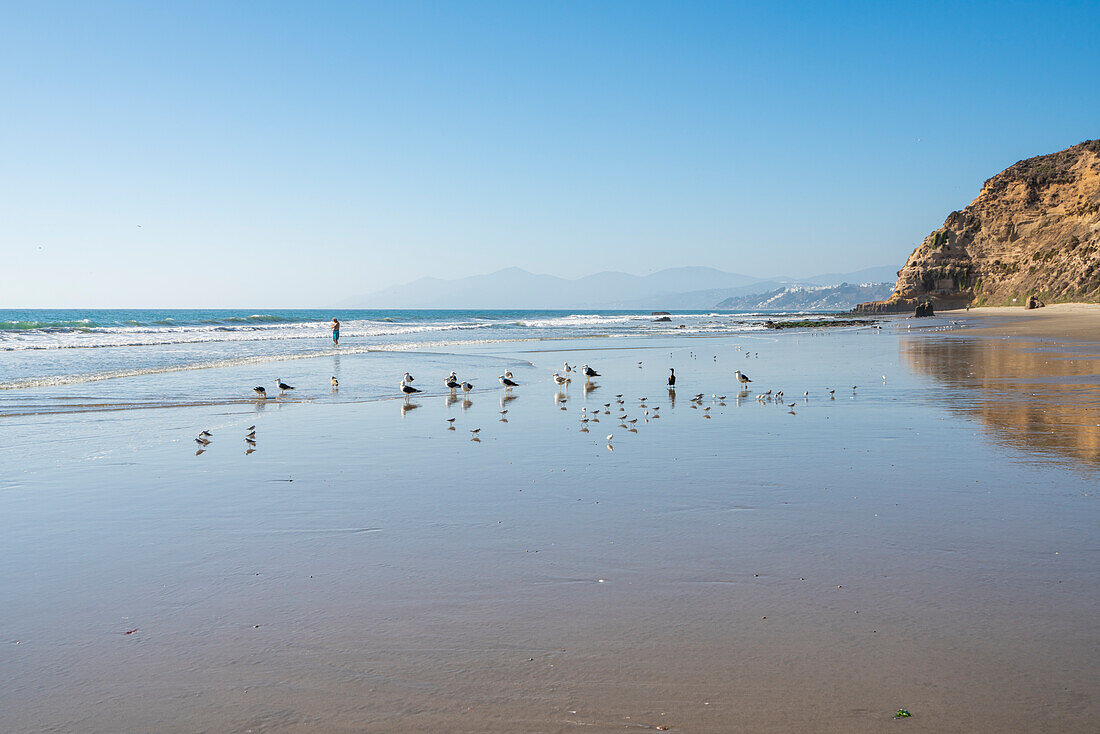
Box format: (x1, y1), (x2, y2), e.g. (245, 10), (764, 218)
(197, 353), (873, 453)
(194, 424), (256, 455)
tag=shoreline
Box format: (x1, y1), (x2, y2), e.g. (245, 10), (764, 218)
(942, 303), (1100, 342)
(2, 315), (1097, 733)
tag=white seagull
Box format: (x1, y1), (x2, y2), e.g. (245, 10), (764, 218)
(500, 375), (519, 388)
(734, 370), (752, 387)
(581, 364), (600, 378)
(400, 381), (422, 398)
(461, 381), (474, 395)
(403, 372), (415, 383)
(276, 378), (294, 391)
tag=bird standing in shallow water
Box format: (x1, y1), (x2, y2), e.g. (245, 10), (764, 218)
(667, 368), (676, 388)
(500, 375), (519, 388)
(276, 378), (294, 391)
(253, 386), (267, 398)
(582, 364), (600, 378)
(400, 381), (422, 399)
(734, 370), (752, 387)
(461, 381), (474, 396)
(331, 376), (339, 388)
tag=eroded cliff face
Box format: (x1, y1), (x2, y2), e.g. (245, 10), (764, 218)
(859, 140), (1100, 311)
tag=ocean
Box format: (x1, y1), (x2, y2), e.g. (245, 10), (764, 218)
(0, 308), (843, 395)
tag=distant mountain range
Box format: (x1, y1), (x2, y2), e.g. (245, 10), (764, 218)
(349, 265), (899, 309)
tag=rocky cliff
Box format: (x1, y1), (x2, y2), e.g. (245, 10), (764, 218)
(856, 139), (1100, 312)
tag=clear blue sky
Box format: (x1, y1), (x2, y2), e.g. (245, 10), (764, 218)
(2, 1), (1097, 307)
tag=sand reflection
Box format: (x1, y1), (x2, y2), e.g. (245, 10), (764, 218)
(902, 336), (1100, 466)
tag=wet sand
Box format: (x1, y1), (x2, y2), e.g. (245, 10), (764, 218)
(1, 322), (1097, 732)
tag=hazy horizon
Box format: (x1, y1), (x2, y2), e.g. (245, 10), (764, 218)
(2, 2), (1098, 307)
(0, 263), (898, 309)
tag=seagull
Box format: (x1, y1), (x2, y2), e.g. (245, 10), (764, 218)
(403, 372), (415, 383)
(504, 370), (514, 380)
(552, 373), (569, 386)
(582, 364), (600, 378)
(199, 430), (212, 437)
(734, 370), (751, 387)
(564, 362), (572, 372)
(253, 386), (267, 398)
(470, 428), (481, 434)
(461, 381), (474, 395)
(276, 378), (294, 391)
(400, 381), (422, 398)
(195, 437), (210, 446)
(445, 375), (461, 390)
(500, 375), (519, 388)
(331, 376), (339, 387)
(667, 368), (676, 388)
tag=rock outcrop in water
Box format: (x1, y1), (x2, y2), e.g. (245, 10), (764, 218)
(855, 140), (1100, 312)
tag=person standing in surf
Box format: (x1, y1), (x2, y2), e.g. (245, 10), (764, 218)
(331, 317), (340, 346)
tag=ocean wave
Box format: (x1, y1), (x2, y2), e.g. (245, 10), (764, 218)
(1, 319), (99, 331)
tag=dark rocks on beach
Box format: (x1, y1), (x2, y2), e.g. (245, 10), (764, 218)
(653, 316), (672, 322)
(914, 302), (935, 317)
(1026, 294), (1046, 309)
(763, 318), (877, 329)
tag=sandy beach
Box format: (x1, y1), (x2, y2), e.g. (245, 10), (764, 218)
(943, 303), (1100, 341)
(1, 313), (1097, 733)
